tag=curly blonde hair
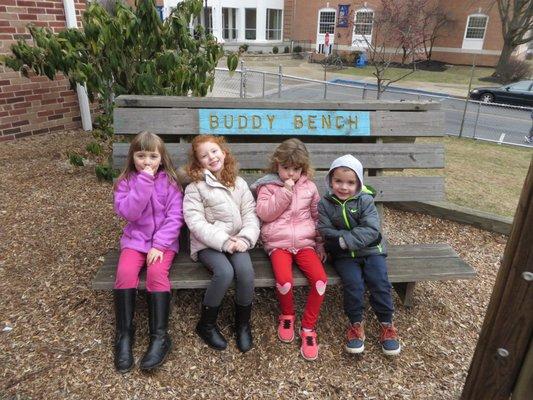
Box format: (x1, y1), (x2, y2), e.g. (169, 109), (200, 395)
(268, 138), (313, 178)
(186, 135), (238, 187)
(114, 131), (181, 190)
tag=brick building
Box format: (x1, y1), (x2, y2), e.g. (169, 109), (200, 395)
(284, 0), (510, 66)
(0, 0), (87, 141)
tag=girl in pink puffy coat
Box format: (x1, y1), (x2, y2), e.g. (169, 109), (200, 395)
(251, 138), (327, 361)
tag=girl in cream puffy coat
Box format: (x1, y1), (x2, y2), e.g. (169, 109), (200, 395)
(251, 138), (327, 361)
(183, 135), (259, 353)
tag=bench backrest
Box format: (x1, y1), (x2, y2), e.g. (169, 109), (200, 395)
(113, 96), (445, 203)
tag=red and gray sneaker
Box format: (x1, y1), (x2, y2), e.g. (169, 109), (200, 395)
(346, 322), (365, 354)
(380, 322), (401, 356)
(300, 329), (319, 361)
(277, 314), (295, 343)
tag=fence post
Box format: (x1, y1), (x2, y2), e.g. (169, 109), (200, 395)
(362, 84), (367, 100)
(239, 60), (244, 98)
(262, 72), (265, 98)
(324, 80), (328, 99)
(278, 65), (282, 98)
(473, 102), (482, 139)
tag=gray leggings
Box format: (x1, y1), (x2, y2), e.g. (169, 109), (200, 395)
(197, 248), (255, 307)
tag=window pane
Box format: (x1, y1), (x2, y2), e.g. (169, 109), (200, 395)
(354, 11), (373, 35)
(319, 11), (336, 34)
(509, 81), (531, 91)
(246, 8), (256, 40)
(266, 9), (282, 40)
(465, 16), (487, 39)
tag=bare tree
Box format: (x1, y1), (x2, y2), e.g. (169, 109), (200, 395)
(342, 0), (426, 98)
(493, 0), (533, 77)
(420, 1), (455, 61)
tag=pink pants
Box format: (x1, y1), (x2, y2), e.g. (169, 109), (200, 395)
(114, 248), (175, 292)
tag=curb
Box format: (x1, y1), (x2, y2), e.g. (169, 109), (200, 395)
(388, 201), (513, 235)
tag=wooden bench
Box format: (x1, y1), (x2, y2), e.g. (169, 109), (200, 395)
(92, 96), (476, 307)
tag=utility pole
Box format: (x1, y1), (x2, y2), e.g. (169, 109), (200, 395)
(458, 52), (477, 138)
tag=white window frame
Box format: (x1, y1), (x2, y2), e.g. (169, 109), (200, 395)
(352, 8), (374, 49)
(266, 8), (283, 41)
(462, 14), (488, 50)
(316, 8), (336, 53)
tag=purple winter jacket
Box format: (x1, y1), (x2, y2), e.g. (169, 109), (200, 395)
(114, 170), (184, 253)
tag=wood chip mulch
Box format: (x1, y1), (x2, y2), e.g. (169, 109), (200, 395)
(0, 130), (507, 399)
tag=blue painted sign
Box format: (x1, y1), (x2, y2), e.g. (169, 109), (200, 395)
(338, 5), (350, 27)
(199, 109), (371, 136)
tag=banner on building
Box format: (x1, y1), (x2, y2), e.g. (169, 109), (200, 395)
(337, 5), (350, 27)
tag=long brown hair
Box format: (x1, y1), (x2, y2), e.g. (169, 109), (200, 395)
(186, 135), (238, 187)
(268, 138), (314, 178)
(114, 131), (181, 190)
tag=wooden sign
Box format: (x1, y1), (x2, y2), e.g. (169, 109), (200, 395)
(198, 109), (371, 136)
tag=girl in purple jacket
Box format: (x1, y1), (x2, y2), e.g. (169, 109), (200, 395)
(251, 138), (327, 361)
(113, 131), (183, 373)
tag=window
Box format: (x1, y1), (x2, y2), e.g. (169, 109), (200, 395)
(155, 6), (164, 21)
(266, 9), (282, 40)
(319, 11), (336, 34)
(354, 10), (373, 35)
(245, 8), (256, 40)
(508, 81), (532, 91)
(222, 8), (238, 41)
(465, 15), (488, 39)
(203, 7), (213, 35)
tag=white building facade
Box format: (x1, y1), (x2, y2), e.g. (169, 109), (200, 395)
(164, 0), (284, 49)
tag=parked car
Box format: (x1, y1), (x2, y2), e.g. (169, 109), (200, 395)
(469, 80), (533, 107)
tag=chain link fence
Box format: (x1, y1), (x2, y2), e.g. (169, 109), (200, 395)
(212, 65), (533, 147)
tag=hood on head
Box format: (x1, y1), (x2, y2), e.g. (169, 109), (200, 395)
(325, 154), (364, 197)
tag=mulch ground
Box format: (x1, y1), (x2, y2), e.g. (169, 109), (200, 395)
(0, 130), (507, 399)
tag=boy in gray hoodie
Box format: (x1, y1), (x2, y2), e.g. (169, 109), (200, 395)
(318, 154), (401, 355)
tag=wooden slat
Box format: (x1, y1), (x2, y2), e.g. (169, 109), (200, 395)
(113, 108), (443, 137)
(92, 244), (476, 290)
(239, 173), (445, 202)
(113, 142), (445, 170)
(115, 95), (441, 111)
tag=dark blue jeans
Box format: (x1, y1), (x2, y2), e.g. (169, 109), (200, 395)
(333, 254), (394, 323)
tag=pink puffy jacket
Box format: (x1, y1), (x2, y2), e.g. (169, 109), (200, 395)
(253, 174), (323, 254)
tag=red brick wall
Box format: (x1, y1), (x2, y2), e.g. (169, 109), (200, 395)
(0, 0), (86, 141)
(284, 0), (503, 67)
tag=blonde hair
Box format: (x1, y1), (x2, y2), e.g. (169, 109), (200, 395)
(114, 131), (181, 190)
(268, 138), (313, 178)
(186, 135), (238, 188)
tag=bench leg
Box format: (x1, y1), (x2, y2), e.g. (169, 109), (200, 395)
(393, 282), (416, 308)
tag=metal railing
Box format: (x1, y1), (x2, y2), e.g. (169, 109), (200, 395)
(211, 64), (533, 147)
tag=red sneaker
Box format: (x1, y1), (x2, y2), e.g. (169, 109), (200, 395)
(380, 322), (401, 356)
(346, 322), (365, 354)
(300, 329), (319, 361)
(277, 314), (295, 343)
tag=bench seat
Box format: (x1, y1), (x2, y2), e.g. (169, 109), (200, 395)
(92, 243), (475, 306)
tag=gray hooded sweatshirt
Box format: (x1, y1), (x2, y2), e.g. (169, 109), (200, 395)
(317, 154), (386, 259)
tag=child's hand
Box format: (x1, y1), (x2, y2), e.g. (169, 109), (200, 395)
(143, 166), (155, 176)
(224, 238), (237, 254)
(283, 179), (295, 191)
(232, 238), (248, 252)
(147, 248), (164, 266)
(317, 247), (327, 263)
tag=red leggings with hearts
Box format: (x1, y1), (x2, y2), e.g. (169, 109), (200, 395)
(270, 248), (327, 330)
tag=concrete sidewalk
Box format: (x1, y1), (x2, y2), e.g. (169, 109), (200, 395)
(226, 56), (472, 98)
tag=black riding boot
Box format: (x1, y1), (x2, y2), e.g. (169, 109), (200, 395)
(196, 305), (227, 350)
(113, 288), (136, 373)
(235, 303), (253, 353)
(139, 291), (172, 371)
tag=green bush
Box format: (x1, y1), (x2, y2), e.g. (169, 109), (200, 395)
(239, 44), (249, 52)
(69, 153), (85, 167)
(284, 46), (290, 53)
(272, 46), (279, 54)
(86, 141), (102, 155)
(95, 163), (118, 181)
(293, 45), (302, 53)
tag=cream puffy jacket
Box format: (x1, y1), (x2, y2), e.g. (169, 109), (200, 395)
(183, 170), (260, 260)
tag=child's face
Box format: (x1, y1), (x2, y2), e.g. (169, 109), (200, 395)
(331, 167), (359, 200)
(196, 141), (226, 175)
(278, 164), (302, 183)
(133, 149), (161, 174)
